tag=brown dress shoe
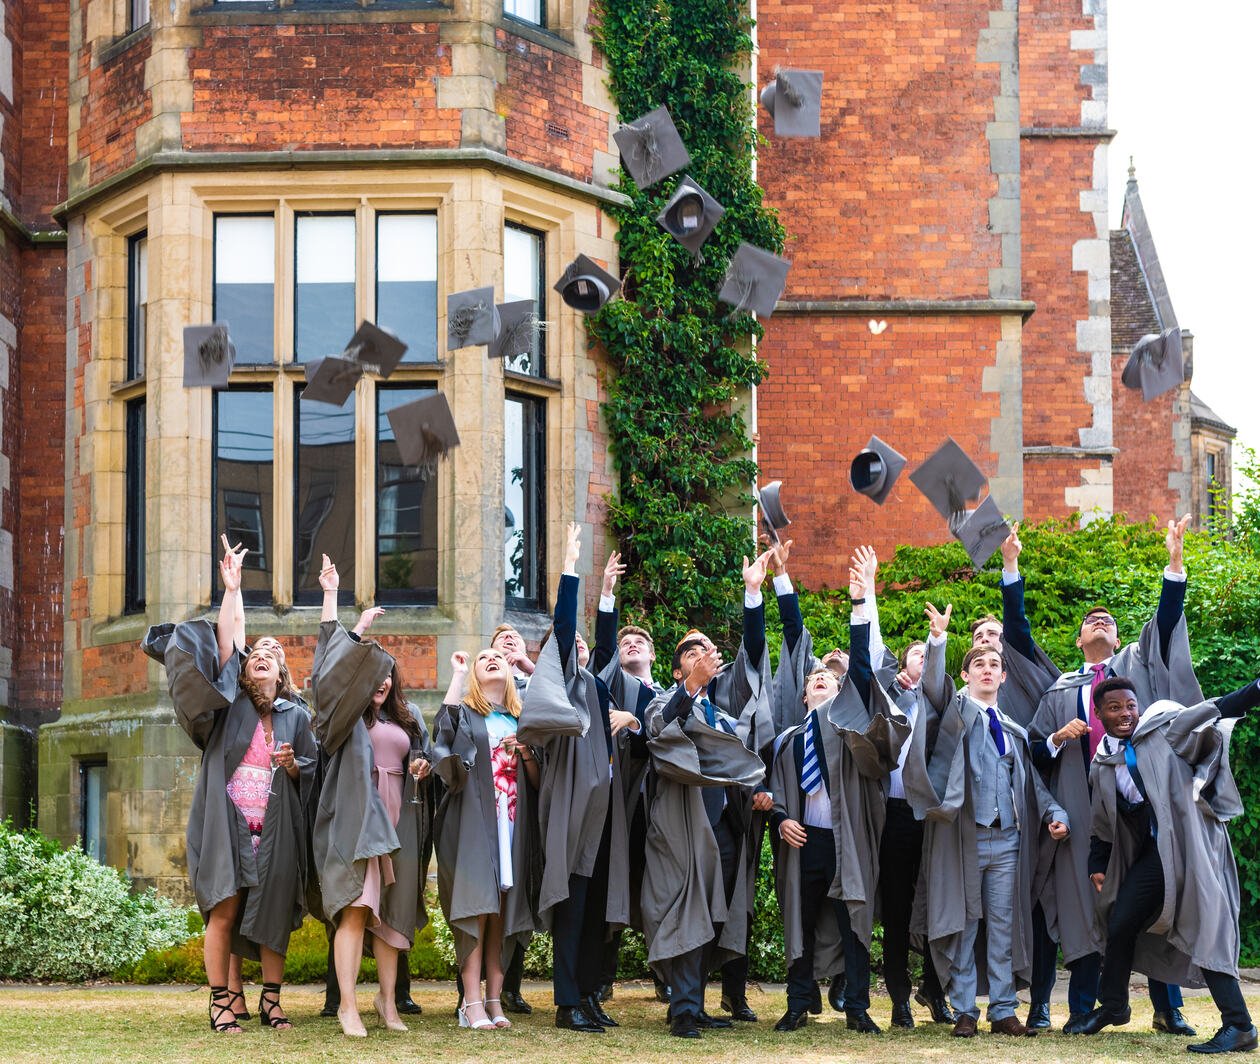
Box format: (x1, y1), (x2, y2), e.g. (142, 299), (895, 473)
(991, 1016), (1036, 1037)
(952, 1014), (978, 1038)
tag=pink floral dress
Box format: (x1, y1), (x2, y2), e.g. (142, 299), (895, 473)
(225, 721), (273, 854)
(485, 710), (520, 890)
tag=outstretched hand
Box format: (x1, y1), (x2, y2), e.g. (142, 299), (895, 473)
(564, 522), (582, 574)
(1001, 522), (1022, 572)
(602, 551), (626, 597)
(848, 566), (867, 603)
(352, 606), (385, 637)
(1166, 513), (1191, 573)
(852, 544), (878, 586)
(766, 536), (793, 575)
(925, 601), (953, 640)
(318, 554), (339, 592)
(742, 549), (774, 593)
(219, 534), (248, 593)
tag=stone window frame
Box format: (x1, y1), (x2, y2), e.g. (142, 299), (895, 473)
(201, 193), (445, 608)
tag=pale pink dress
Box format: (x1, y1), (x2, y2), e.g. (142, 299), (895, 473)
(225, 721), (272, 854)
(350, 717), (412, 948)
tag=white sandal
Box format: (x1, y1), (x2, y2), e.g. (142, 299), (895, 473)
(485, 998), (512, 1029)
(458, 998), (496, 1031)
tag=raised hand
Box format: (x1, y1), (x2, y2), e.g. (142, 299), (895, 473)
(924, 601), (953, 640)
(770, 537), (793, 576)
(689, 647), (722, 693)
(318, 554), (339, 592)
(219, 534), (248, 593)
(564, 522), (582, 574)
(601, 551), (626, 597)
(742, 549), (774, 593)
(352, 606), (386, 637)
(450, 650), (470, 673)
(852, 544), (878, 586)
(848, 566), (867, 603)
(1166, 513), (1191, 574)
(1000, 522), (1022, 572)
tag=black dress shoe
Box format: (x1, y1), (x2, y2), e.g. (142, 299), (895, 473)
(775, 1008), (809, 1032)
(828, 980), (847, 1012)
(810, 983), (823, 1015)
(396, 997), (422, 1016)
(697, 1009), (733, 1029)
(891, 1002), (915, 1028)
(1188, 1025), (1259, 1054)
(916, 990), (957, 1024)
(1155, 1009), (1199, 1036)
(1026, 1002), (1052, 1030)
(1064, 1006), (1131, 1035)
(555, 1004), (604, 1033)
(501, 989), (533, 1015)
(847, 1009), (882, 1033)
(320, 1000), (340, 1018)
(584, 994), (619, 1028)
(720, 996), (757, 1022)
(596, 982), (614, 1003)
(670, 1013), (701, 1038)
(654, 980), (672, 1004)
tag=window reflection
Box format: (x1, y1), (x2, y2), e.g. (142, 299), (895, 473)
(294, 387), (355, 602)
(377, 386), (439, 603)
(505, 394), (545, 607)
(215, 389), (274, 603)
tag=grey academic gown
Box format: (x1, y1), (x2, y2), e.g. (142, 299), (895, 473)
(310, 621), (402, 926)
(1028, 613), (1201, 965)
(770, 679), (909, 975)
(1090, 698), (1244, 985)
(902, 638), (1067, 992)
(516, 636), (632, 929)
(771, 624), (825, 737)
(142, 620), (317, 959)
(432, 701), (538, 966)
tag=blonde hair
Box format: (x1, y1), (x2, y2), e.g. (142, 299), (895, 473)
(463, 650), (523, 718)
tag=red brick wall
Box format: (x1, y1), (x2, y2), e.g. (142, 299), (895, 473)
(81, 641), (148, 697)
(756, 0), (1002, 300)
(1021, 455), (1084, 520)
(14, 244), (67, 713)
(1019, 0), (1093, 127)
(1112, 375), (1182, 523)
(498, 29), (606, 186)
(756, 314), (1006, 588)
(76, 35), (152, 188)
(182, 23), (460, 152)
(15, 0), (70, 225)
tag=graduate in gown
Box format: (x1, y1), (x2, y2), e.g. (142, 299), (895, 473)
(1023, 516), (1199, 1032)
(310, 558), (433, 1038)
(902, 604), (1069, 1038)
(517, 523), (640, 1033)
(432, 645), (540, 1031)
(141, 544), (316, 1033)
(1064, 675), (1260, 1055)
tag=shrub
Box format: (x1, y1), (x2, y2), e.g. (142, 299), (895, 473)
(0, 823), (195, 981)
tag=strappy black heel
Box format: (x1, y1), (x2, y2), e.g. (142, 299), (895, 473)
(209, 986), (243, 1033)
(259, 982), (293, 1029)
(228, 987), (251, 1021)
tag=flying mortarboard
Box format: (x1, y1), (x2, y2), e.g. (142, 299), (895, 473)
(612, 106), (691, 190)
(302, 354), (362, 407)
(849, 435), (907, 505)
(909, 438), (989, 523)
(555, 254), (621, 314)
(955, 495), (1012, 569)
(386, 391), (461, 468)
(718, 242), (790, 319)
(1121, 326), (1184, 402)
(489, 300), (540, 362)
(446, 287), (497, 351)
(656, 175), (725, 257)
(182, 323), (236, 388)
(756, 480), (791, 543)
(342, 321), (407, 378)
(759, 68), (824, 138)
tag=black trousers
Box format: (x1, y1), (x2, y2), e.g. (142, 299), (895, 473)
(551, 810), (613, 1006)
(1099, 837), (1251, 1029)
(1030, 903), (1101, 1014)
(878, 798), (941, 1005)
(787, 826), (870, 1013)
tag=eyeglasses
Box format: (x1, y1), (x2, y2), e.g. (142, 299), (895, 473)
(1085, 614), (1117, 628)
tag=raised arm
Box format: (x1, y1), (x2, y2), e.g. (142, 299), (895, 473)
(552, 522), (582, 671)
(216, 543), (247, 668)
(592, 550), (624, 675)
(319, 553), (339, 623)
(999, 526), (1037, 662)
(741, 549), (773, 667)
(847, 563), (873, 705)
(920, 601), (954, 713)
(442, 651), (469, 706)
(311, 618), (395, 755)
(769, 538), (805, 653)
(1154, 514), (1191, 663)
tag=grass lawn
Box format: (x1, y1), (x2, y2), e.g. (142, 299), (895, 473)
(1, 981), (1253, 1063)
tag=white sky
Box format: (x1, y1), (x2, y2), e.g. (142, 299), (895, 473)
(1107, 0), (1260, 487)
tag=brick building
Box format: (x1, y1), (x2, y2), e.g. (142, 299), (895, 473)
(0, 0), (1229, 893)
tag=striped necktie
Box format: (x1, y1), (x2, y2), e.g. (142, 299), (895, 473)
(801, 712), (823, 796)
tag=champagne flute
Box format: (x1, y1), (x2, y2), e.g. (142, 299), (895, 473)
(269, 739), (290, 796)
(407, 738), (426, 805)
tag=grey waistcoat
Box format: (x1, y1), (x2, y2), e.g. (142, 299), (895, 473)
(970, 711), (1017, 829)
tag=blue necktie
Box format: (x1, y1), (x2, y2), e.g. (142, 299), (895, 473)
(986, 707), (1007, 756)
(801, 712), (823, 796)
(699, 696), (717, 728)
(1121, 738), (1149, 804)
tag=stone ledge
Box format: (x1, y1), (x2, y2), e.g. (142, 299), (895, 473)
(775, 299), (1036, 320)
(1021, 126), (1117, 140)
(1023, 445), (1119, 459)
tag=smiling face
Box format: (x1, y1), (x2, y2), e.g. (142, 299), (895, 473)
(618, 631), (655, 669)
(491, 628), (523, 659)
(474, 649), (510, 687)
(371, 672), (393, 708)
(252, 636), (286, 666)
(803, 668), (840, 710)
(1097, 685), (1140, 739)
(245, 647), (280, 685)
(961, 648), (1006, 699)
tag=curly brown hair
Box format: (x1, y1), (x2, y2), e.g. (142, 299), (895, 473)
(363, 663), (421, 739)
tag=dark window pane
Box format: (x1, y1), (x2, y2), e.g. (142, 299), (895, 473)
(505, 394), (545, 608)
(214, 216), (275, 365)
(124, 398), (146, 613)
(503, 223), (545, 377)
(214, 389), (274, 604)
(376, 214), (437, 363)
(127, 233), (147, 380)
(295, 214), (356, 363)
(81, 761), (106, 864)
(377, 386), (439, 603)
(294, 386), (356, 602)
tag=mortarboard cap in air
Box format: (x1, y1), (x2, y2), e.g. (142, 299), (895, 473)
(656, 175), (725, 257)
(343, 321), (407, 378)
(759, 68), (823, 138)
(757, 480), (792, 540)
(183, 323), (237, 388)
(555, 253), (621, 314)
(488, 300), (539, 362)
(718, 242), (790, 318)
(612, 106), (691, 190)
(849, 435), (907, 505)
(446, 287), (498, 351)
(909, 438), (989, 523)
(1121, 326), (1184, 402)
(956, 495), (1012, 569)
(386, 391), (461, 468)
(302, 355), (362, 407)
